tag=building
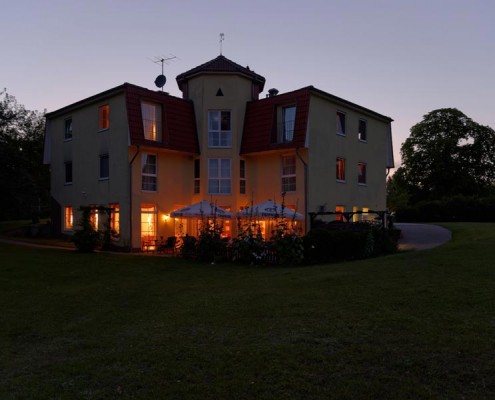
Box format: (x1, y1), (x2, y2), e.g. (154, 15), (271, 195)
(43, 55), (394, 250)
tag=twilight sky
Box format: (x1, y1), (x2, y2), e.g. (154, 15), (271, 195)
(2, 0), (494, 168)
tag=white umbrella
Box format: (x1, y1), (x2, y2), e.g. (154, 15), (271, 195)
(236, 200), (304, 220)
(171, 200), (233, 219)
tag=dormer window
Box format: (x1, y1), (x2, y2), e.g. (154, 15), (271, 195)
(277, 105), (296, 143)
(208, 111), (231, 148)
(141, 102), (162, 142)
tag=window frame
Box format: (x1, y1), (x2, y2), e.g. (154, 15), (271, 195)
(98, 105), (110, 131)
(208, 110), (232, 148)
(281, 105), (296, 143)
(64, 118), (73, 141)
(281, 154), (296, 193)
(99, 154), (109, 180)
(336, 157), (346, 182)
(358, 162), (367, 185)
(358, 119), (367, 142)
(336, 111), (346, 136)
(141, 101), (162, 142)
(208, 158), (231, 195)
(141, 153), (157, 192)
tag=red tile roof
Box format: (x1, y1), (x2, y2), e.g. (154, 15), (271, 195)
(125, 84), (198, 154)
(241, 87), (312, 154)
(176, 55), (266, 92)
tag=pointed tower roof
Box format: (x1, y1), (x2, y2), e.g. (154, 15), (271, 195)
(176, 55), (266, 92)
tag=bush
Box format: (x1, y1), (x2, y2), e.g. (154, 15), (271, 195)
(72, 207), (100, 252)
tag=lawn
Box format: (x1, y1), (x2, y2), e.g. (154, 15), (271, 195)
(1, 223), (494, 399)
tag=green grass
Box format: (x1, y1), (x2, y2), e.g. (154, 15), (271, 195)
(1, 223), (494, 399)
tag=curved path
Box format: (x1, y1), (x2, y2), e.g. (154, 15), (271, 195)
(395, 223), (452, 251)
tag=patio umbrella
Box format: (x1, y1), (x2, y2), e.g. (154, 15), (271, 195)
(170, 200), (233, 219)
(236, 200), (304, 220)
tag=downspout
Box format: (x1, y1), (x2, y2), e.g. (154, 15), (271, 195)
(295, 147), (308, 233)
(129, 145), (140, 251)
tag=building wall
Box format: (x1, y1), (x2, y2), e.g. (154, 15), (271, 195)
(306, 94), (391, 221)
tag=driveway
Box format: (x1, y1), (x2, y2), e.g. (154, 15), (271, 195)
(395, 223), (452, 251)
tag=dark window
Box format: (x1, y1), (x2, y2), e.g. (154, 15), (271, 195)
(99, 105), (109, 130)
(100, 154), (109, 179)
(337, 111), (346, 135)
(240, 160), (246, 194)
(336, 158), (345, 181)
(64, 118), (72, 140)
(65, 162), (73, 184)
(358, 163), (367, 184)
(359, 119), (367, 141)
(194, 159), (200, 194)
(282, 106), (296, 142)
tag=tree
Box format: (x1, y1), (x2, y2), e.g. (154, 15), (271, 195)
(0, 90), (48, 221)
(390, 108), (495, 206)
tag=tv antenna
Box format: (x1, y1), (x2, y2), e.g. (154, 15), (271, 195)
(219, 33), (225, 55)
(148, 54), (177, 91)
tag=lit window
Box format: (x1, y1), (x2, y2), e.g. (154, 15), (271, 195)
(194, 159), (200, 194)
(240, 159), (246, 194)
(64, 206), (73, 230)
(281, 106), (296, 142)
(335, 205), (345, 222)
(208, 158), (231, 194)
(336, 158), (345, 182)
(98, 105), (109, 130)
(208, 111), (231, 148)
(109, 203), (120, 237)
(100, 154), (109, 180)
(64, 118), (72, 140)
(90, 209), (99, 230)
(141, 205), (157, 244)
(281, 155), (296, 192)
(358, 162), (367, 184)
(141, 101), (162, 141)
(359, 119), (367, 141)
(65, 162), (73, 184)
(337, 111), (346, 135)
(141, 154), (157, 191)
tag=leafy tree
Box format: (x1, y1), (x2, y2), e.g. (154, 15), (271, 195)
(0, 90), (48, 220)
(390, 108), (495, 206)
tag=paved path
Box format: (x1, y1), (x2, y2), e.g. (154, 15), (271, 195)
(396, 223), (452, 251)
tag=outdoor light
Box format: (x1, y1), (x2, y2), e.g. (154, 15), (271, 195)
(163, 214), (170, 222)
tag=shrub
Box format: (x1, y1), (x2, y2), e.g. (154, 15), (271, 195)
(72, 207), (100, 252)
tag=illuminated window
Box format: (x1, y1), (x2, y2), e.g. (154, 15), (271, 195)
(336, 158), (345, 182)
(194, 159), (200, 194)
(141, 205), (157, 243)
(281, 155), (296, 192)
(335, 205), (345, 222)
(141, 154), (157, 191)
(90, 209), (99, 230)
(100, 154), (109, 180)
(208, 158), (231, 194)
(359, 119), (367, 141)
(109, 203), (120, 237)
(64, 206), (73, 230)
(240, 159), (246, 194)
(337, 111), (346, 135)
(208, 111), (231, 148)
(220, 206), (231, 238)
(141, 101), (162, 141)
(98, 105), (109, 130)
(65, 162), (73, 184)
(64, 118), (72, 140)
(358, 162), (367, 184)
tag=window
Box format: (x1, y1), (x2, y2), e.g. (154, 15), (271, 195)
(208, 158), (231, 194)
(208, 111), (231, 148)
(337, 111), (346, 135)
(141, 205), (157, 243)
(335, 205), (345, 222)
(281, 155), (296, 192)
(64, 206), (73, 230)
(98, 105), (109, 130)
(90, 209), (99, 230)
(194, 159), (200, 194)
(282, 106), (296, 142)
(240, 159), (246, 194)
(64, 118), (72, 140)
(109, 203), (120, 237)
(99, 154), (109, 180)
(141, 154), (157, 191)
(141, 101), (162, 141)
(336, 158), (345, 182)
(359, 119), (367, 141)
(65, 162), (73, 184)
(358, 162), (367, 185)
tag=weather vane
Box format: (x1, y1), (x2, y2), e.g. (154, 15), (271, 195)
(219, 33), (225, 55)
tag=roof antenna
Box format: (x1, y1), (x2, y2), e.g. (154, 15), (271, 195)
(219, 33), (225, 55)
(148, 54), (177, 91)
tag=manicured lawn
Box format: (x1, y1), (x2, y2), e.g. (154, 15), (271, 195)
(1, 223), (494, 399)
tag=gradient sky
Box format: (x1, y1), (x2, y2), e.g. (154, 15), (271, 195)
(2, 0), (494, 167)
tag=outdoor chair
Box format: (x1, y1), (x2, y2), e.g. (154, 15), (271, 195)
(159, 236), (177, 255)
